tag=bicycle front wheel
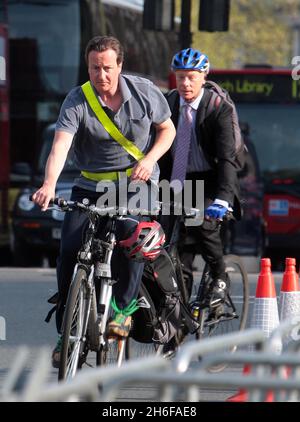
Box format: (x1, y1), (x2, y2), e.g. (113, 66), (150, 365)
(196, 254), (249, 372)
(58, 268), (91, 381)
(95, 294), (128, 367)
(97, 337), (127, 367)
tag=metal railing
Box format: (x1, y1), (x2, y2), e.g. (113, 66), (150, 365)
(1, 319), (300, 402)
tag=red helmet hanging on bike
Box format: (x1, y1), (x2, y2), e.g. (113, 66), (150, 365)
(119, 220), (165, 262)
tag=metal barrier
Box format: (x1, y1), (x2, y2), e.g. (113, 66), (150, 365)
(1, 351), (169, 402)
(172, 328), (266, 373)
(1, 319), (300, 402)
(248, 317), (300, 402)
(99, 321), (300, 402)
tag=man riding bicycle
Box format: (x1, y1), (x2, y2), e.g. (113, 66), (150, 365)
(159, 48), (242, 308)
(32, 36), (175, 367)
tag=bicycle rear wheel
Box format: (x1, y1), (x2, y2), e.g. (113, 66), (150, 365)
(196, 254), (249, 372)
(170, 248), (190, 305)
(58, 267), (91, 381)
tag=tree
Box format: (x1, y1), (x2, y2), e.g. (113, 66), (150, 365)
(176, 0), (300, 68)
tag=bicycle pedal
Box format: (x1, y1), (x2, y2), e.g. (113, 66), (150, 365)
(216, 301), (225, 311)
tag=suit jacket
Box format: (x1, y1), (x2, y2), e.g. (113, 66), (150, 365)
(158, 88), (241, 219)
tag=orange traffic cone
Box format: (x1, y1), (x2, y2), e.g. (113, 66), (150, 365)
(227, 258), (280, 402)
(250, 258), (280, 349)
(227, 370), (274, 402)
(279, 257), (300, 351)
(227, 365), (251, 402)
(280, 257), (300, 323)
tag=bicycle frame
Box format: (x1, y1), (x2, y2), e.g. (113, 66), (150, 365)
(96, 223), (116, 347)
(74, 212), (121, 355)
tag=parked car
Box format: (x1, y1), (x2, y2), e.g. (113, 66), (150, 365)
(11, 124), (79, 266)
(263, 172), (300, 270)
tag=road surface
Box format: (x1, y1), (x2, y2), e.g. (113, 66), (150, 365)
(0, 264), (285, 401)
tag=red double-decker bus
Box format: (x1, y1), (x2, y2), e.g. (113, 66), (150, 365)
(0, 0), (9, 244)
(210, 68), (300, 268)
(6, 0), (176, 170)
(4, 0), (179, 264)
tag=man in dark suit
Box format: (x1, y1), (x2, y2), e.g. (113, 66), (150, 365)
(159, 48), (241, 306)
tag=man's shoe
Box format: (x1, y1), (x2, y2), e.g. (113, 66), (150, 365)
(51, 336), (62, 369)
(108, 314), (132, 338)
(209, 279), (228, 307)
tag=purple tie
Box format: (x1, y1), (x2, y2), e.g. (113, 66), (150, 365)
(171, 104), (193, 189)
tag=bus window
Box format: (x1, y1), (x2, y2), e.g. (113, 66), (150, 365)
(237, 104), (300, 174)
(8, 0), (81, 94)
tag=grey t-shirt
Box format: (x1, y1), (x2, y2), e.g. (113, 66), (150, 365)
(56, 74), (171, 191)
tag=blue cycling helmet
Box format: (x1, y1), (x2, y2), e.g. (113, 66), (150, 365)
(171, 48), (210, 73)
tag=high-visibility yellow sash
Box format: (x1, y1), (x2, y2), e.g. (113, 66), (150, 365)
(81, 168), (133, 182)
(81, 81), (145, 161)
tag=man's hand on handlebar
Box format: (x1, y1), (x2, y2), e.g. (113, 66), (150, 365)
(204, 203), (228, 222)
(30, 182), (55, 211)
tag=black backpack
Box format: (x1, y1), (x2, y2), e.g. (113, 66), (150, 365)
(205, 80), (247, 170)
(166, 84), (247, 171)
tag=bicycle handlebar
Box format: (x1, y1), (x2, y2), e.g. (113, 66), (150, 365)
(51, 197), (160, 217)
(29, 195), (232, 221)
(29, 194), (160, 216)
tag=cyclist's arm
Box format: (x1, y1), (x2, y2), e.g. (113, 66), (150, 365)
(31, 130), (73, 211)
(131, 118), (175, 181)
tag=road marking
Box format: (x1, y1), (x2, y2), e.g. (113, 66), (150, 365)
(0, 268), (56, 282)
(0, 316), (6, 340)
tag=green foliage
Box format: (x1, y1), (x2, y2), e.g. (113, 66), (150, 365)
(176, 0), (300, 69)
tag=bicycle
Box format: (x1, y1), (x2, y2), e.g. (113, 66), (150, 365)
(47, 197), (248, 378)
(47, 197), (162, 381)
(162, 209), (249, 371)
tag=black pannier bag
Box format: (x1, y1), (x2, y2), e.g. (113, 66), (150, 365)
(130, 249), (199, 344)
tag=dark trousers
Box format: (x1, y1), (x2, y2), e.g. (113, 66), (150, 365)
(160, 171), (226, 299)
(55, 185), (148, 333)
(179, 218), (226, 298)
